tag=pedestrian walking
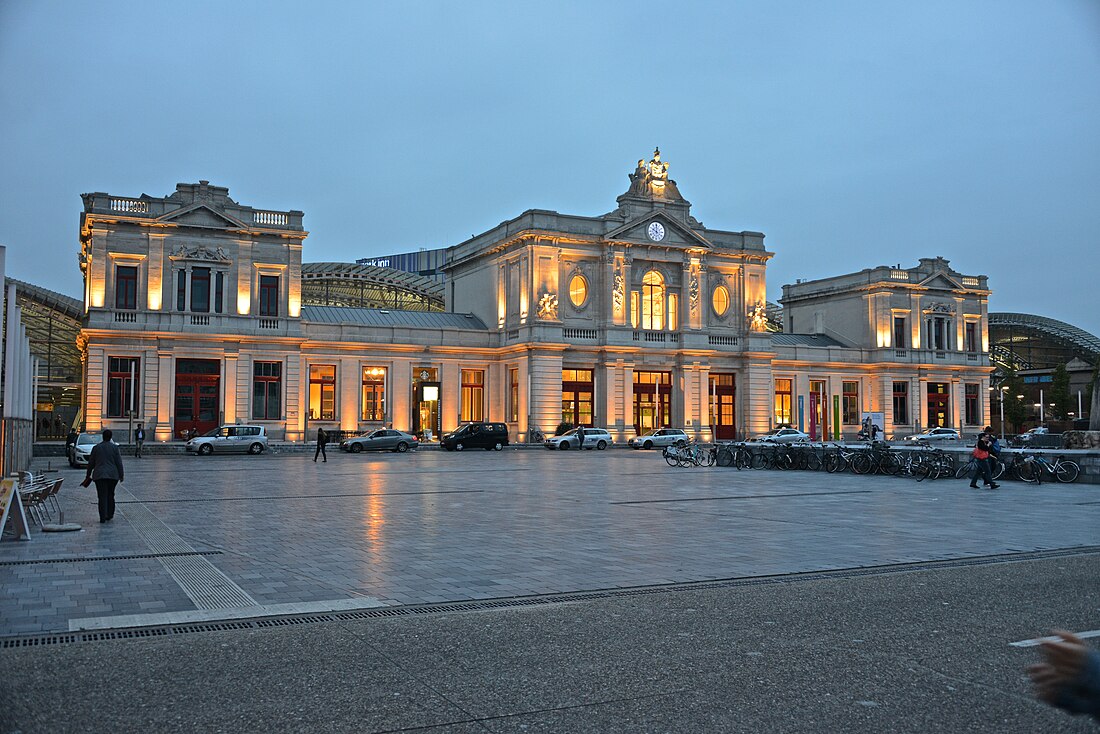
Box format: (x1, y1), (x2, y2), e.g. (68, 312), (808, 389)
(314, 427), (328, 462)
(576, 425), (585, 451)
(969, 428), (999, 489)
(135, 423), (145, 458)
(80, 429), (125, 523)
(65, 428), (78, 463)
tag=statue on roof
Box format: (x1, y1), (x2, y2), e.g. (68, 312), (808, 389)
(626, 147), (684, 200)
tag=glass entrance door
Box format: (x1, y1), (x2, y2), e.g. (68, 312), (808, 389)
(809, 380), (827, 440)
(174, 359), (220, 439)
(927, 382), (950, 427)
(709, 374), (736, 440)
(412, 367), (440, 440)
(633, 371), (671, 434)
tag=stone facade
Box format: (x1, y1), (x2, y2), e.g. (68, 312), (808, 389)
(78, 153), (992, 444)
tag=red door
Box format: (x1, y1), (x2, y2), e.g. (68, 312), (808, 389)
(175, 359), (220, 438)
(927, 382), (950, 428)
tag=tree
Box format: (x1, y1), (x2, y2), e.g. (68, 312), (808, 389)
(1000, 366), (1028, 433)
(1050, 363), (1071, 420)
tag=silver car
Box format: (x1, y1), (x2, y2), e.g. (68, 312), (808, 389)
(628, 428), (688, 450)
(544, 428), (613, 451)
(903, 427), (961, 442)
(341, 429), (419, 453)
(186, 425), (268, 455)
(754, 428), (811, 443)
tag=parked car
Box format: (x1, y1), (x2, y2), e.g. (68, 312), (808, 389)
(186, 425), (268, 455)
(70, 432), (116, 468)
(1015, 427), (1049, 444)
(903, 427), (961, 442)
(441, 422), (509, 451)
(628, 428), (688, 450)
(544, 427), (613, 451)
(341, 429), (419, 453)
(754, 427), (811, 443)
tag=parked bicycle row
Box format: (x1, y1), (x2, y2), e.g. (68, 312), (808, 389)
(660, 440), (1081, 483)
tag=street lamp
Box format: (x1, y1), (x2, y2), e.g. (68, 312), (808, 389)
(990, 386), (1009, 439)
(1035, 402), (1043, 423)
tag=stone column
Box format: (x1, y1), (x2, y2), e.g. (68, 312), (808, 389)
(155, 350), (173, 442)
(622, 362), (635, 438)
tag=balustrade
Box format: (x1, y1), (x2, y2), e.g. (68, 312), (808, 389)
(253, 211), (288, 226)
(110, 198), (148, 213)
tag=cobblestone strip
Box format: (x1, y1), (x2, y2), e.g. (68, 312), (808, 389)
(117, 486), (256, 610)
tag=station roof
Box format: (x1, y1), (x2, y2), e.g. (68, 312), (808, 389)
(770, 333), (847, 347)
(301, 305), (487, 330)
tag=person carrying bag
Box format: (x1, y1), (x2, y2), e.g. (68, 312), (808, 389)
(80, 429), (125, 522)
(969, 430), (998, 490)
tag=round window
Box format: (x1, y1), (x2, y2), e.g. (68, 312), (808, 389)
(712, 285), (730, 316)
(569, 274), (588, 307)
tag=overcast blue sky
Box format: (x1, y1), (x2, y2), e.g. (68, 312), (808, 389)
(2, 0), (1098, 336)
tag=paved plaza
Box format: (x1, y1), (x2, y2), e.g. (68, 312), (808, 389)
(2, 449), (1097, 637)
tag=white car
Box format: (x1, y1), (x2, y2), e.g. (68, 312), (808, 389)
(628, 428), (688, 450)
(187, 425), (268, 455)
(70, 433), (117, 468)
(903, 427), (961, 442)
(1015, 427), (1049, 444)
(544, 427), (613, 450)
(754, 428), (811, 443)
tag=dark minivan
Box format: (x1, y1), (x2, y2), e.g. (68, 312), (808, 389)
(441, 422), (510, 451)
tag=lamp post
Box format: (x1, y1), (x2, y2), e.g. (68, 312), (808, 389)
(990, 386), (1008, 440)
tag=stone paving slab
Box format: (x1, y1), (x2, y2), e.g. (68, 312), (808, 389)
(2, 450), (1097, 636)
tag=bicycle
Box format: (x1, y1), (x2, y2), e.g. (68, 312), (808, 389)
(955, 455), (1006, 481)
(1027, 452), (1081, 484)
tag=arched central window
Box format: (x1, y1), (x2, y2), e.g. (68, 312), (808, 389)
(642, 271), (665, 330)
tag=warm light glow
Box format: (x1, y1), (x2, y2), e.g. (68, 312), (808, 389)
(148, 276), (162, 310)
(288, 293), (301, 318)
(876, 326), (890, 348)
(713, 285), (730, 317)
(569, 274), (587, 307)
(90, 279), (105, 308)
(423, 386), (439, 401)
(237, 288), (250, 315)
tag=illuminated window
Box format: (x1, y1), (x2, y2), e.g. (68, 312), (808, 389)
(842, 381), (859, 424)
(308, 365), (336, 421)
(569, 275), (588, 307)
(508, 367), (519, 422)
(115, 266), (137, 310)
(252, 362), (281, 420)
(562, 369), (594, 426)
(107, 357), (139, 418)
(361, 367), (386, 422)
(668, 294), (678, 330)
(630, 291), (639, 329)
(774, 378), (792, 425)
(641, 271), (664, 330)
(712, 285), (729, 317)
(461, 369), (484, 422)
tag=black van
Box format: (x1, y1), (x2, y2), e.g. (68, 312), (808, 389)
(440, 422), (510, 451)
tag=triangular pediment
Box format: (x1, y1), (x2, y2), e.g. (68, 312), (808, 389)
(159, 203), (245, 229)
(917, 271), (964, 291)
(605, 212), (712, 250)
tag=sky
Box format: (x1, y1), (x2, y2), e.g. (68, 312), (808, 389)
(2, 0), (1098, 336)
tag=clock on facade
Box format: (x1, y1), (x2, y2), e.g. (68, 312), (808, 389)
(647, 222), (666, 242)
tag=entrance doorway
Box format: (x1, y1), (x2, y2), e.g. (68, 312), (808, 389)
(709, 374), (736, 440)
(562, 369), (594, 427)
(633, 371), (671, 433)
(412, 367), (440, 440)
(927, 382), (950, 427)
(175, 359), (220, 439)
(809, 380), (828, 440)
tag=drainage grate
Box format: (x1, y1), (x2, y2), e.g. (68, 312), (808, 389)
(4, 545), (1099, 650)
(0, 551), (222, 567)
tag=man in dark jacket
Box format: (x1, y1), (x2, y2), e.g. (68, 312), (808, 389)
(314, 427), (328, 463)
(82, 429), (125, 523)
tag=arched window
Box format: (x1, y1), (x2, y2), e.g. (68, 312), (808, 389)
(712, 285), (730, 317)
(642, 271), (664, 330)
(569, 274), (588, 307)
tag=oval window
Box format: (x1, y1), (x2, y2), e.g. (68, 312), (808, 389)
(569, 274), (588, 307)
(712, 285), (730, 316)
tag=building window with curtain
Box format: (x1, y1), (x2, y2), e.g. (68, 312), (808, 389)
(893, 382), (909, 424)
(191, 267), (211, 312)
(308, 365), (336, 421)
(965, 322), (977, 352)
(508, 367), (519, 422)
(259, 275), (279, 317)
(362, 367), (386, 421)
(176, 271), (186, 311)
(842, 381), (859, 424)
(115, 265), (137, 310)
(214, 272), (225, 314)
(964, 383), (980, 425)
(252, 362), (282, 420)
(893, 316), (907, 348)
(461, 369), (484, 422)
(107, 357), (139, 418)
(774, 378), (792, 425)
(641, 271), (665, 330)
